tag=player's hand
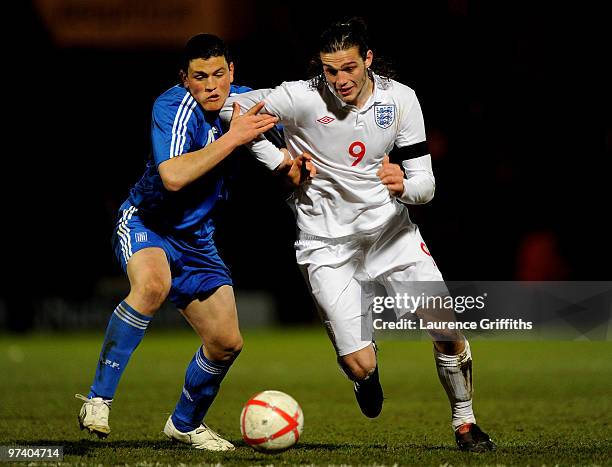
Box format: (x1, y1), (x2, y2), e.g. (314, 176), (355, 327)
(377, 155), (404, 197)
(228, 101), (279, 146)
(287, 152), (316, 186)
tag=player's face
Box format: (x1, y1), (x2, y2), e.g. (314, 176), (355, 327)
(181, 56), (234, 112)
(321, 46), (373, 108)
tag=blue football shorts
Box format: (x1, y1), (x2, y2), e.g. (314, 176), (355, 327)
(111, 203), (232, 310)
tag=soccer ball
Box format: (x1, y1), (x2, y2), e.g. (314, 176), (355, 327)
(240, 390), (304, 452)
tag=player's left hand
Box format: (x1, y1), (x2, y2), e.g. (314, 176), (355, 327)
(287, 152), (316, 186)
(377, 155), (404, 197)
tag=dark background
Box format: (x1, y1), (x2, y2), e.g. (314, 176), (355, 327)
(5, 1), (607, 331)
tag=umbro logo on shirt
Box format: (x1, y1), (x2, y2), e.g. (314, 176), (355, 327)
(317, 116), (335, 124)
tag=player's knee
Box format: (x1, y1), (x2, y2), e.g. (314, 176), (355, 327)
(434, 336), (467, 356)
(352, 364), (376, 381)
(340, 356), (376, 382)
(431, 331), (465, 353)
(206, 335), (243, 362)
(132, 277), (170, 310)
(227, 335), (244, 358)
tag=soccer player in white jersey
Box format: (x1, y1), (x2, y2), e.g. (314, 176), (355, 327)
(226, 18), (496, 451)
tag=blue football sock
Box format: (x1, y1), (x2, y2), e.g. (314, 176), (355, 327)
(171, 347), (233, 432)
(88, 301), (151, 400)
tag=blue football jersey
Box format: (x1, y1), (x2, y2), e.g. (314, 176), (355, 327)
(126, 84), (251, 233)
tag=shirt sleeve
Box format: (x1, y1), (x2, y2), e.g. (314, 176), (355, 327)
(398, 155), (436, 205)
(395, 89), (427, 149)
(222, 82), (300, 126)
(260, 82), (300, 127)
(221, 88), (273, 124)
(222, 85), (299, 171)
(151, 92), (199, 166)
(394, 88), (435, 204)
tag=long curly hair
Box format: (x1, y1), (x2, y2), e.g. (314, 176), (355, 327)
(308, 17), (396, 91)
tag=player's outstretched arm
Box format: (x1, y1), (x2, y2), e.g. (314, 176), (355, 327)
(158, 102), (278, 192)
(222, 86), (297, 172)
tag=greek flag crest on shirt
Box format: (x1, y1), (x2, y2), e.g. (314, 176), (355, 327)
(374, 104), (395, 129)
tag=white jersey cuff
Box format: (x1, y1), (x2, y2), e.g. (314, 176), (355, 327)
(399, 155), (436, 204)
(248, 138), (285, 170)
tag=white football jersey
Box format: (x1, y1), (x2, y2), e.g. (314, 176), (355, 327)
(227, 74), (430, 238)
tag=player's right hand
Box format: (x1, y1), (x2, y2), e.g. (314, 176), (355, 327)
(287, 152), (316, 186)
(377, 154), (404, 197)
(228, 101), (279, 146)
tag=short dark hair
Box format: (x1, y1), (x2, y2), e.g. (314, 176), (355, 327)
(309, 17), (396, 90)
(180, 34), (232, 72)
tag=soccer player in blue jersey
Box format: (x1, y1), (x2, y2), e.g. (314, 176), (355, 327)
(75, 34), (284, 451)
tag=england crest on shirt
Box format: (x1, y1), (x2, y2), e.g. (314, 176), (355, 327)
(374, 104), (395, 129)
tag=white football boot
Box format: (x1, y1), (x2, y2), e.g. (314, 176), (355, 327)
(75, 394), (111, 438)
(163, 416), (235, 451)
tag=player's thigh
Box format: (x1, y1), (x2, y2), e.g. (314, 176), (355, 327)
(296, 235), (362, 321)
(297, 235), (373, 356)
(383, 260), (463, 343)
(370, 219), (446, 317)
(166, 232), (233, 311)
(126, 247), (172, 298)
(112, 205), (173, 301)
(366, 209), (441, 281)
(181, 284), (242, 359)
(303, 262), (373, 357)
(366, 213), (464, 342)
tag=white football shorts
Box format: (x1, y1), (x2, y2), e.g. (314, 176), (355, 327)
(296, 205), (444, 356)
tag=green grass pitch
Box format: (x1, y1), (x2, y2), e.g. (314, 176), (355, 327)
(1, 327), (611, 466)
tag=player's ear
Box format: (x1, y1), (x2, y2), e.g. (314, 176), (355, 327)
(179, 69), (188, 88)
(228, 62), (235, 83)
(365, 50), (373, 69)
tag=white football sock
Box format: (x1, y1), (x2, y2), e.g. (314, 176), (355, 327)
(434, 339), (476, 430)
